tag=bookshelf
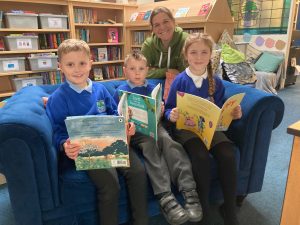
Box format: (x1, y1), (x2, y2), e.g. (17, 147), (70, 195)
(0, 0), (70, 98)
(124, 0), (235, 55)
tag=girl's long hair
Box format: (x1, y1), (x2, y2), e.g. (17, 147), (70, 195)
(182, 33), (215, 103)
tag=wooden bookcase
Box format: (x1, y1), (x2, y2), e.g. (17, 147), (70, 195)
(124, 0), (234, 55)
(0, 0), (70, 98)
(0, 0), (134, 99)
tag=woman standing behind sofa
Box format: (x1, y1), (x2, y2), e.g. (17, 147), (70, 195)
(141, 6), (188, 79)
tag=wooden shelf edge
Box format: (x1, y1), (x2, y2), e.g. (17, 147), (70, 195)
(92, 60), (124, 65)
(75, 23), (123, 27)
(0, 92), (15, 98)
(88, 42), (124, 46)
(0, 49), (58, 55)
(0, 70), (58, 77)
(0, 28), (70, 32)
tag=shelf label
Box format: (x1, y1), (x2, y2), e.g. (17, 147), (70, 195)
(16, 39), (33, 49)
(48, 18), (62, 28)
(38, 58), (53, 68)
(21, 79), (37, 87)
(3, 60), (19, 71)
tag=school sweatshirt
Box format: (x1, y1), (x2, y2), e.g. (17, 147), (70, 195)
(141, 26), (188, 79)
(164, 70), (225, 121)
(46, 81), (118, 151)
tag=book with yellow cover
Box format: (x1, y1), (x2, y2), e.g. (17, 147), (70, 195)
(176, 92), (245, 149)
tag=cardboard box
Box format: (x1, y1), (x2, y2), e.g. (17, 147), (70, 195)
(0, 76), (13, 93)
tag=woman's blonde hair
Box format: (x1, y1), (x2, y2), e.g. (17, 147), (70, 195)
(183, 33), (216, 103)
(149, 6), (175, 27)
(57, 39), (90, 61)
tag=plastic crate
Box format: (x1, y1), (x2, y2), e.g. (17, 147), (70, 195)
(39, 14), (68, 29)
(0, 57), (25, 72)
(11, 76), (43, 91)
(4, 36), (39, 51)
(4, 12), (38, 29)
(28, 55), (58, 71)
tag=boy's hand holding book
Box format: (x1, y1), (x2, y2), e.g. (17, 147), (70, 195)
(64, 138), (80, 160)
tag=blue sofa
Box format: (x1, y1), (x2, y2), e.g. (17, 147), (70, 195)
(0, 79), (284, 225)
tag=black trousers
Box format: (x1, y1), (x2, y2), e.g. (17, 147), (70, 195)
(88, 147), (148, 225)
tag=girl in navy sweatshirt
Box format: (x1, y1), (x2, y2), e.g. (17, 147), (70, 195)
(164, 33), (242, 225)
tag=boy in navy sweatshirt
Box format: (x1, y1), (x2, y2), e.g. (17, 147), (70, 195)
(46, 39), (148, 225)
(113, 51), (203, 225)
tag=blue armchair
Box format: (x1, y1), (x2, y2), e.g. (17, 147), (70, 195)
(0, 79), (284, 225)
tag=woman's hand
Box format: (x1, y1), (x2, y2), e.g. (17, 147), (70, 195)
(231, 105), (242, 120)
(169, 107), (179, 122)
(63, 139), (81, 160)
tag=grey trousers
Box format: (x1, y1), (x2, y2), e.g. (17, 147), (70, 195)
(157, 124), (196, 192)
(131, 132), (171, 195)
(88, 147), (148, 225)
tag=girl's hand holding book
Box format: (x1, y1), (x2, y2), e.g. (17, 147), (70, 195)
(169, 107), (179, 122)
(231, 105), (242, 120)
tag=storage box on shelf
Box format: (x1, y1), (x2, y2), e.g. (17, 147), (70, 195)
(0, 0), (70, 98)
(28, 55), (58, 71)
(0, 57), (25, 72)
(12, 76), (43, 91)
(124, 0), (234, 55)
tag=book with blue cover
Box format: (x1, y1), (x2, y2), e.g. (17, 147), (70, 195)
(174, 7), (190, 18)
(65, 115), (129, 170)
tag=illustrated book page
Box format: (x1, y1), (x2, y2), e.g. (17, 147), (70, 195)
(65, 115), (129, 170)
(176, 92), (245, 149)
(118, 84), (162, 140)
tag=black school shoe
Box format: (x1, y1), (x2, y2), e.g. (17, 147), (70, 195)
(159, 193), (189, 225)
(182, 189), (203, 222)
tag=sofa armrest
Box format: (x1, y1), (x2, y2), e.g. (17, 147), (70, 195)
(0, 86), (60, 224)
(223, 81), (284, 192)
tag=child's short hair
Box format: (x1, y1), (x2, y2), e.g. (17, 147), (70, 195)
(124, 51), (147, 67)
(57, 39), (90, 61)
(182, 33), (214, 59)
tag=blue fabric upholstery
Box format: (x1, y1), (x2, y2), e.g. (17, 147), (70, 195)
(0, 79), (284, 225)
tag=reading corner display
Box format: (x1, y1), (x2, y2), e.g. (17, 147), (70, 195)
(176, 92), (245, 149)
(65, 115), (129, 170)
(118, 84), (162, 140)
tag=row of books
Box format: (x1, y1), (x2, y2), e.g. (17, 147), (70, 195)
(91, 65), (123, 81)
(74, 8), (97, 24)
(132, 31), (151, 45)
(75, 27), (119, 43)
(129, 3), (212, 22)
(39, 33), (69, 49)
(41, 71), (64, 85)
(91, 46), (122, 62)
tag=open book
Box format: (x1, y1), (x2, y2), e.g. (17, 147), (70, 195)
(65, 115), (129, 170)
(118, 83), (162, 140)
(176, 92), (245, 149)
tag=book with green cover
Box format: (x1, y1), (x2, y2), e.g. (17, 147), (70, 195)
(118, 83), (162, 140)
(65, 115), (129, 170)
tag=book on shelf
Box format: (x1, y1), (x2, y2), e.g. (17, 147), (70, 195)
(107, 28), (119, 43)
(129, 12), (139, 22)
(198, 3), (212, 16)
(136, 12), (146, 21)
(176, 92), (245, 149)
(93, 67), (104, 81)
(117, 84), (162, 140)
(97, 47), (108, 62)
(174, 7), (190, 18)
(65, 115), (130, 170)
(143, 10), (152, 20)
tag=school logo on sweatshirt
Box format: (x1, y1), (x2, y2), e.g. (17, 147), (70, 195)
(97, 100), (106, 113)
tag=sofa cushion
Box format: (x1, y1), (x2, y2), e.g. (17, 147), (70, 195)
(221, 44), (245, 64)
(254, 51), (284, 72)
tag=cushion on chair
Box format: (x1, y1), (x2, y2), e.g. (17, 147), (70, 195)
(222, 62), (257, 85)
(221, 44), (245, 64)
(254, 52), (284, 72)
